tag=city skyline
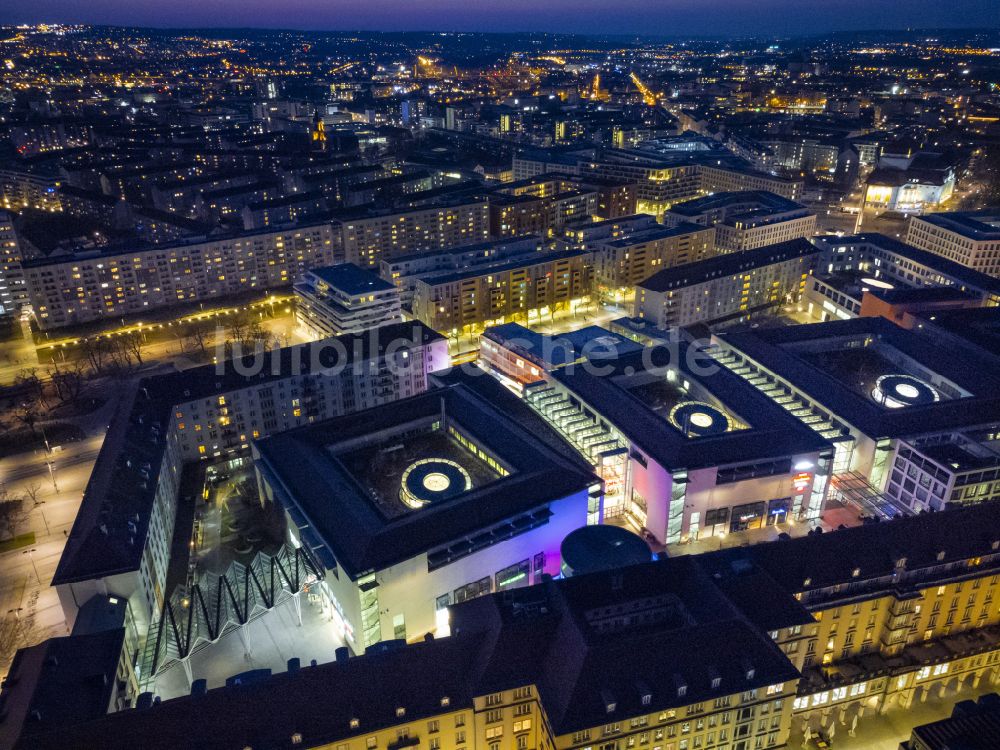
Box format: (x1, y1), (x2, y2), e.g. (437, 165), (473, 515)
(2, 0), (1000, 37)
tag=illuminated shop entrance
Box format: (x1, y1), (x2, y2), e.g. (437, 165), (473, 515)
(730, 501), (766, 532)
(767, 497), (791, 525)
(704, 507), (729, 536)
(495, 559), (531, 591)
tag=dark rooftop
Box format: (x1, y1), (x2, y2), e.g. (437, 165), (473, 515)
(720, 317), (1000, 439)
(549, 340), (830, 471)
(916, 211), (1000, 241)
(637, 238), (820, 293)
(666, 190), (805, 218)
(254, 381), (598, 576)
(0, 629), (125, 749)
(52, 322), (445, 587)
(24, 501), (1000, 750)
(308, 262), (396, 296)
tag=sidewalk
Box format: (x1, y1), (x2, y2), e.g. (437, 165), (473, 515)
(789, 681), (1000, 750)
(667, 501), (860, 557)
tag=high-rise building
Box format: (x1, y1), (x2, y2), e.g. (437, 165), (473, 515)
(0, 211), (27, 317)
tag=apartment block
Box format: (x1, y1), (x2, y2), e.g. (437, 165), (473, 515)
(334, 199), (490, 268)
(22, 222), (338, 328)
(410, 249), (593, 335)
(906, 212), (1000, 277)
(295, 263), (403, 337)
(635, 238), (820, 328)
(662, 191), (816, 253)
(592, 222), (717, 300)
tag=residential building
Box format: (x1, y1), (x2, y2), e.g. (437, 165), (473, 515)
(901, 694), (1000, 750)
(333, 199), (491, 268)
(295, 263), (403, 337)
(22, 222), (339, 329)
(634, 238), (820, 328)
(0, 211), (27, 317)
(410, 249), (593, 336)
(662, 191), (816, 253)
(379, 236), (543, 312)
(592, 222), (716, 302)
(906, 212), (1000, 277)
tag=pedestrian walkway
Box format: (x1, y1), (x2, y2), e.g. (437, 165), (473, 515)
(789, 681), (1000, 750)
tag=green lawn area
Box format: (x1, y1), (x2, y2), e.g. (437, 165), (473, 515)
(0, 532), (36, 553)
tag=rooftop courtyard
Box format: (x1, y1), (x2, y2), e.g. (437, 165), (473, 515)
(623, 374), (749, 437)
(795, 342), (962, 408)
(336, 427), (503, 519)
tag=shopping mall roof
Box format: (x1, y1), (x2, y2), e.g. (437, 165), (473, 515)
(549, 339), (831, 472)
(719, 317), (1000, 439)
(254, 380), (598, 577)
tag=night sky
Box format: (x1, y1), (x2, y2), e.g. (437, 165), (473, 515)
(2, 0), (998, 36)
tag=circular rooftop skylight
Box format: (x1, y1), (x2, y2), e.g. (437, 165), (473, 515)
(400, 459), (472, 509)
(669, 401), (732, 437)
(871, 374), (940, 409)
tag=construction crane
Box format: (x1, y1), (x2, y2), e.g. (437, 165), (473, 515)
(630, 72), (657, 106)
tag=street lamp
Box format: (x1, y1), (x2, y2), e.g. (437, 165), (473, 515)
(7, 607), (24, 641)
(39, 425), (59, 493)
(23, 548), (40, 585)
(33, 500), (50, 536)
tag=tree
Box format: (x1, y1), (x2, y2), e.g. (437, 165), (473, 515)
(224, 314), (275, 359)
(0, 488), (30, 541)
(983, 146), (1000, 207)
(48, 361), (86, 405)
(81, 337), (112, 375)
(22, 481), (42, 507)
(181, 320), (214, 357)
(120, 330), (145, 366)
(12, 398), (40, 439)
(14, 368), (45, 405)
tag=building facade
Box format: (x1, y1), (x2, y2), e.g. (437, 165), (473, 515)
(634, 239), (820, 329)
(410, 249), (593, 336)
(52, 324), (450, 645)
(906, 212), (1000, 277)
(23, 222), (338, 329)
(295, 263), (403, 338)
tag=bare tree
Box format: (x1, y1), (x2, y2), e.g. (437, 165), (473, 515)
(0, 487), (31, 541)
(182, 320), (214, 357)
(225, 313), (273, 359)
(48, 361), (87, 406)
(12, 398), (40, 439)
(14, 368), (45, 406)
(80, 337), (111, 375)
(120, 330), (145, 366)
(22, 481), (42, 507)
